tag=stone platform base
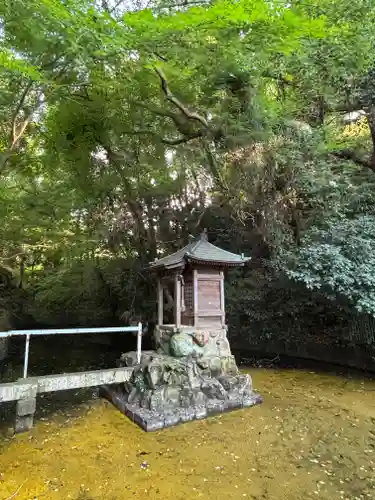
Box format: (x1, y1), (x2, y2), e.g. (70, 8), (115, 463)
(101, 384), (262, 431)
(101, 350), (262, 432)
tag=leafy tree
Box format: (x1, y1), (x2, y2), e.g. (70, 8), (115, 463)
(1, 0), (375, 363)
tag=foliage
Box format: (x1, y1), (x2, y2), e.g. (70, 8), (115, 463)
(30, 258), (154, 326)
(281, 216), (375, 316)
(1, 0), (375, 365)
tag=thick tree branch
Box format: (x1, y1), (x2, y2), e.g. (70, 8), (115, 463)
(135, 101), (202, 134)
(154, 67), (209, 128)
(161, 130), (203, 145)
(365, 106), (375, 165)
(0, 87), (44, 174)
(330, 102), (364, 113)
(12, 92), (44, 147)
(153, 52), (168, 62)
(11, 81), (34, 146)
(122, 127), (203, 145)
(101, 0), (126, 13)
(194, 206), (207, 229)
(166, 0), (211, 8)
(112, 0), (127, 11)
(203, 141), (227, 191)
(330, 149), (375, 172)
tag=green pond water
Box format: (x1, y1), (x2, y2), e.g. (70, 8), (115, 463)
(0, 368), (374, 500)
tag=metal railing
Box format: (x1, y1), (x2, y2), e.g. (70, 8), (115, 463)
(0, 323), (143, 379)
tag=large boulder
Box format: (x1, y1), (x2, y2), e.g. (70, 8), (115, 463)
(201, 378), (227, 400)
(170, 332), (204, 357)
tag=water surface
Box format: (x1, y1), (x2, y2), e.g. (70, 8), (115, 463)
(0, 368), (374, 500)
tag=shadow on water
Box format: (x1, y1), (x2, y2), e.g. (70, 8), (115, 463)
(234, 349), (375, 381)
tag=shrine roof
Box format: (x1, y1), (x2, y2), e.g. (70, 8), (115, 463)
(148, 231), (250, 271)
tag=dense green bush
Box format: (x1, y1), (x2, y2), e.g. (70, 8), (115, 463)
(226, 261), (375, 357)
(30, 259), (155, 327)
(281, 216), (375, 316)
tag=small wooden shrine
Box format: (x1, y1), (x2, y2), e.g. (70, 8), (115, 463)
(148, 230), (250, 357)
(103, 232), (261, 432)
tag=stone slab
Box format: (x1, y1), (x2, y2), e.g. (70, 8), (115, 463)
(120, 398), (262, 431)
(194, 405), (207, 420)
(15, 414), (34, 434)
(0, 367), (134, 404)
(244, 393), (263, 406)
(206, 399), (226, 415)
(133, 408), (165, 432)
(178, 408), (196, 422)
(164, 412), (180, 428)
(16, 397), (36, 417)
(35, 367), (134, 393)
(0, 381), (38, 403)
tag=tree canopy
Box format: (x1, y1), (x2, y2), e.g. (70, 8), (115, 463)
(1, 0), (375, 338)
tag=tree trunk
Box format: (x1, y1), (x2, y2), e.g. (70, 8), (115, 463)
(366, 106), (375, 168)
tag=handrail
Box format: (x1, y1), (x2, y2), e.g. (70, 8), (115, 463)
(0, 324), (143, 379)
(0, 326), (139, 337)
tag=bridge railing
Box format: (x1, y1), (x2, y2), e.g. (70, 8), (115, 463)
(0, 323), (143, 379)
(0, 324), (143, 433)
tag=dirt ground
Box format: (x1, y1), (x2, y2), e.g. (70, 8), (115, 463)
(0, 368), (374, 500)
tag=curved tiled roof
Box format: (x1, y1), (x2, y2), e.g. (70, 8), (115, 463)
(148, 232), (250, 270)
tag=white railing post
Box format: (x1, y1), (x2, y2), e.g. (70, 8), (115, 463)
(137, 322), (142, 364)
(23, 333), (31, 379)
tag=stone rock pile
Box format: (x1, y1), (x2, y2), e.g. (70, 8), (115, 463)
(101, 351), (262, 431)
